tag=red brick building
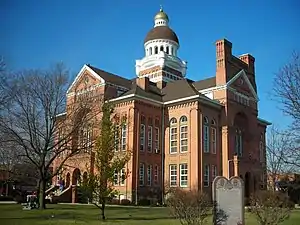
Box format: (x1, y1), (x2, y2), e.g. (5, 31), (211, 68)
(52, 8), (271, 203)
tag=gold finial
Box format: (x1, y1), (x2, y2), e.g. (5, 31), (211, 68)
(160, 5), (163, 12)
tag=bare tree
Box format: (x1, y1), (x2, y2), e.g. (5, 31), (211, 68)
(250, 190), (292, 225)
(82, 103), (131, 220)
(273, 52), (300, 168)
(0, 63), (101, 209)
(166, 188), (211, 225)
(266, 125), (295, 190)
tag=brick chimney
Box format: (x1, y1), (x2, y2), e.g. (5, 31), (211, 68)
(215, 39), (232, 86)
(239, 54), (255, 75)
(136, 77), (150, 91)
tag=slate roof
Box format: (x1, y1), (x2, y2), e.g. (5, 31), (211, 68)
(87, 65), (218, 104)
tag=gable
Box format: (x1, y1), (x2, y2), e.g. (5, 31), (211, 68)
(227, 70), (258, 100)
(67, 64), (105, 94)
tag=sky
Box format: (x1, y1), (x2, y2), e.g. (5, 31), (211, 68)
(1, 0), (299, 129)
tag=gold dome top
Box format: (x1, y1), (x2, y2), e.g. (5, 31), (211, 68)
(154, 6), (169, 21)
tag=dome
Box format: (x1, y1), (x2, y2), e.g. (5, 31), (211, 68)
(144, 26), (179, 44)
(154, 10), (169, 21)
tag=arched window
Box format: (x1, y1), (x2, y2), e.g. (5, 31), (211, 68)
(259, 133), (264, 162)
(203, 116), (209, 153)
(211, 119), (217, 154)
(180, 116), (188, 152)
(154, 46), (158, 54)
(166, 46), (169, 54)
(235, 128), (243, 156)
(149, 47), (152, 55)
(160, 46), (164, 52)
(169, 118), (177, 153)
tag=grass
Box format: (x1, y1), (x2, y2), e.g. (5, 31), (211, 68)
(0, 204), (299, 225)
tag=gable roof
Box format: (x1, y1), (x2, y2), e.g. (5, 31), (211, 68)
(227, 69), (258, 100)
(162, 79), (200, 102)
(88, 65), (132, 89)
(193, 77), (216, 90)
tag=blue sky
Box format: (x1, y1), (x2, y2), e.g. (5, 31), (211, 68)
(1, 0), (299, 129)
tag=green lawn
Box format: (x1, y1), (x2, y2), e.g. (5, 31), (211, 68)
(0, 204), (299, 225)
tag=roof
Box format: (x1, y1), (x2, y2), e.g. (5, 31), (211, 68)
(144, 26), (179, 44)
(193, 77), (216, 90)
(88, 65), (132, 89)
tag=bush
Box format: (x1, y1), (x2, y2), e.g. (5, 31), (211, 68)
(0, 196), (14, 201)
(120, 199), (131, 205)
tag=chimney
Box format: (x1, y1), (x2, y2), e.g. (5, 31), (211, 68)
(239, 54), (255, 75)
(215, 39), (232, 85)
(136, 77), (150, 91)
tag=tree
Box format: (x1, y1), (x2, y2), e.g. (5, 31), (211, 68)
(0, 63), (101, 209)
(273, 52), (300, 168)
(82, 103), (130, 220)
(166, 188), (212, 225)
(250, 190), (292, 225)
(266, 125), (295, 190)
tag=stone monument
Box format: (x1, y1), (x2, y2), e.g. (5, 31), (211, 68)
(212, 156), (245, 225)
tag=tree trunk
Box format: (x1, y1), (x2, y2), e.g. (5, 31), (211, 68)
(101, 201), (106, 220)
(38, 179), (46, 209)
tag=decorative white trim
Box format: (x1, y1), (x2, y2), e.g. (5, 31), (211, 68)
(164, 95), (199, 104)
(144, 39), (179, 48)
(67, 64), (105, 94)
(258, 118), (272, 126)
(56, 112), (67, 117)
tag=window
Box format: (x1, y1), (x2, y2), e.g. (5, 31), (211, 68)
(160, 46), (164, 52)
(148, 118), (153, 152)
(259, 134), (264, 162)
(147, 165), (152, 186)
(180, 163), (188, 187)
(154, 165), (158, 185)
(139, 163), (145, 186)
(180, 116), (188, 153)
(114, 125), (119, 151)
(120, 168), (125, 186)
(170, 164), (177, 187)
(170, 118), (178, 153)
(203, 117), (209, 153)
(204, 165), (209, 187)
(211, 127), (217, 154)
(235, 128), (243, 156)
(166, 46), (169, 54)
(140, 116), (146, 151)
(154, 46), (158, 54)
(154, 127), (159, 153)
(113, 170), (118, 185)
(149, 47), (152, 55)
(211, 165), (217, 181)
(121, 124), (127, 151)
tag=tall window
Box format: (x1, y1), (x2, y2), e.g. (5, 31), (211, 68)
(170, 118), (178, 153)
(154, 165), (158, 185)
(180, 116), (188, 153)
(140, 116), (146, 151)
(180, 163), (188, 187)
(114, 125), (119, 151)
(154, 46), (158, 54)
(204, 165), (209, 187)
(120, 168), (125, 186)
(211, 165), (217, 181)
(259, 133), (264, 162)
(147, 165), (152, 186)
(166, 46), (169, 54)
(148, 118), (153, 152)
(154, 127), (159, 153)
(113, 170), (118, 185)
(170, 164), (177, 187)
(139, 163), (145, 186)
(235, 128), (243, 156)
(203, 117), (209, 153)
(211, 119), (217, 154)
(121, 124), (127, 151)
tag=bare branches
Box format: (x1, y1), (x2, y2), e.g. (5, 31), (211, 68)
(250, 190), (292, 225)
(166, 188), (211, 225)
(0, 63), (102, 208)
(273, 52), (300, 132)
